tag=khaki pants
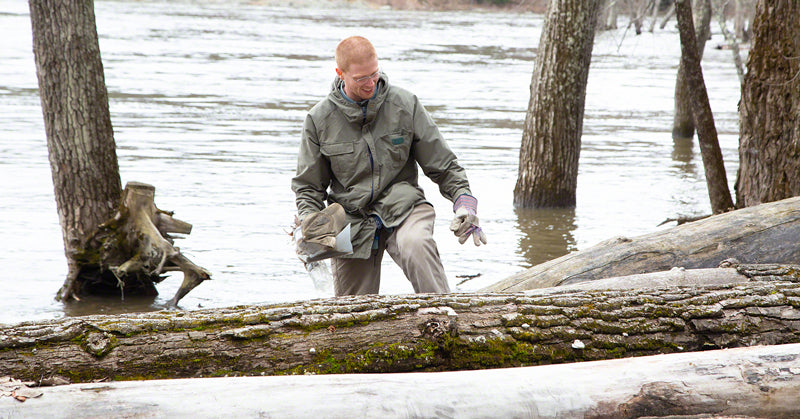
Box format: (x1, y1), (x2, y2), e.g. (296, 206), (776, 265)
(331, 204), (450, 295)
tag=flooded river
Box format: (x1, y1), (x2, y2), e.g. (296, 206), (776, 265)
(0, 0), (742, 324)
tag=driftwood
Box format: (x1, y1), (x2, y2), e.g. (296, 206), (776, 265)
(484, 195), (800, 292)
(58, 182), (211, 305)
(3, 343), (799, 418)
(1, 264), (799, 383)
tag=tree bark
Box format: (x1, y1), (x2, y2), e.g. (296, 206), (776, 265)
(735, 0), (800, 208)
(485, 196), (800, 291)
(3, 343), (799, 418)
(28, 1), (210, 303)
(675, 0), (735, 214)
(514, 0), (602, 208)
(672, 0), (712, 141)
(29, 0), (123, 299)
(1, 266), (799, 383)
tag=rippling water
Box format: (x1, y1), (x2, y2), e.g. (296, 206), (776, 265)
(0, 0), (742, 324)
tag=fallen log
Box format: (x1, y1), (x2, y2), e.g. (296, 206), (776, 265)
(2, 343), (799, 418)
(1, 265), (799, 383)
(484, 195), (800, 292)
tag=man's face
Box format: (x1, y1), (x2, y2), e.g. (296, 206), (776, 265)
(337, 57), (379, 102)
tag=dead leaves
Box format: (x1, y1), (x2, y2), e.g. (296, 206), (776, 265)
(1, 376), (43, 402)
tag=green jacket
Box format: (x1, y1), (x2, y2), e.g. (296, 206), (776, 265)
(292, 74), (472, 259)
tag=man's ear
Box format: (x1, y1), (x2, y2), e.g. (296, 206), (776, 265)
(335, 68), (344, 80)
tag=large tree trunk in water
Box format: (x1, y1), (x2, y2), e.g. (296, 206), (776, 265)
(672, 0), (712, 141)
(485, 196), (800, 291)
(29, 0), (122, 299)
(675, 0), (734, 213)
(1, 265), (799, 384)
(735, 0), (800, 208)
(514, 0), (602, 208)
(28, 1), (210, 304)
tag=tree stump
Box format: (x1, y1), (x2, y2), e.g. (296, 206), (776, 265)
(57, 182), (210, 305)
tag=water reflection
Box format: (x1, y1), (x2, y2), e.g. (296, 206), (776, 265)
(61, 295), (167, 318)
(514, 207), (577, 268)
(672, 136), (697, 175)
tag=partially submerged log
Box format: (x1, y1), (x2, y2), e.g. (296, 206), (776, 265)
(2, 265), (799, 383)
(3, 343), (799, 418)
(484, 195), (800, 292)
(57, 182), (211, 306)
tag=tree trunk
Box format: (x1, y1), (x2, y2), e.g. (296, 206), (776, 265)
(485, 196), (800, 291)
(672, 0), (712, 141)
(514, 0), (602, 208)
(29, 0), (122, 299)
(1, 266), (799, 383)
(735, 0), (800, 208)
(715, 0), (746, 86)
(675, 0), (735, 214)
(733, 0), (753, 42)
(3, 343), (799, 418)
(28, 0), (210, 304)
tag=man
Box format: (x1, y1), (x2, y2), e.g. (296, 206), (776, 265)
(292, 36), (486, 296)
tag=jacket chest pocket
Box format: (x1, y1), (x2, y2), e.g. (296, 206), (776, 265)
(321, 142), (356, 180)
(379, 131), (411, 169)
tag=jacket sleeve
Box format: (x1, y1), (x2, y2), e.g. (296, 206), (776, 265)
(291, 114), (330, 218)
(410, 96), (472, 203)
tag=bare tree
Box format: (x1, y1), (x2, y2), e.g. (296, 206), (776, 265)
(29, 0), (209, 304)
(514, 0), (603, 208)
(674, 0), (734, 213)
(29, 0), (122, 297)
(735, 0), (800, 207)
(672, 0), (713, 141)
(714, 0), (746, 86)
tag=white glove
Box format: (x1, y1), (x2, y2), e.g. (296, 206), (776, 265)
(450, 195), (487, 246)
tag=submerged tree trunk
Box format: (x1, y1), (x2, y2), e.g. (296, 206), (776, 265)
(675, 0), (734, 213)
(485, 196), (800, 291)
(735, 0), (800, 207)
(28, 0), (210, 304)
(514, 0), (602, 208)
(1, 266), (799, 383)
(672, 0), (712, 141)
(29, 0), (122, 299)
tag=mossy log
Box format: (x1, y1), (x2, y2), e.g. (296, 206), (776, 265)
(485, 195), (800, 292)
(3, 343), (799, 418)
(2, 265), (799, 383)
(58, 182), (211, 306)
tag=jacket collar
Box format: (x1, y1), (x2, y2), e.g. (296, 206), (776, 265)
(329, 73), (388, 125)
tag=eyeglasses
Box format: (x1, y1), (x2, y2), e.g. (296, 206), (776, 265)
(352, 69), (380, 84)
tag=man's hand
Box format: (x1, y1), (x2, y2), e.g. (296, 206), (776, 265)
(450, 195), (487, 246)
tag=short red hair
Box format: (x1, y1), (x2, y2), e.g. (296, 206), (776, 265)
(335, 36), (377, 72)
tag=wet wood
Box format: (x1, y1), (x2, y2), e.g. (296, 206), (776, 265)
(485, 196), (800, 292)
(58, 182), (211, 305)
(1, 265), (799, 383)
